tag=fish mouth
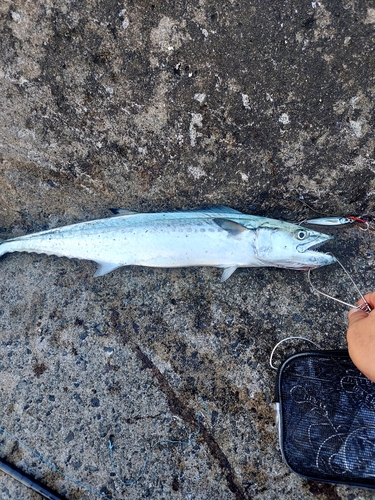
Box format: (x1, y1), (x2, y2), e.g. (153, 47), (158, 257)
(296, 234), (332, 253)
(295, 234), (336, 268)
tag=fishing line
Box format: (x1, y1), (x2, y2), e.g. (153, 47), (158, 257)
(271, 256), (372, 369)
(269, 337), (320, 370)
(109, 398), (210, 486)
(0, 398), (210, 498)
(358, 221), (370, 232)
(294, 197), (333, 216)
(307, 255), (372, 314)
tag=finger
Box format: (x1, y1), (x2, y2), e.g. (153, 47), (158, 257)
(356, 300), (373, 314)
(358, 292), (375, 310)
(348, 307), (368, 324)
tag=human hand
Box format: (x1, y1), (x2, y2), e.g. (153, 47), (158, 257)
(347, 292), (375, 383)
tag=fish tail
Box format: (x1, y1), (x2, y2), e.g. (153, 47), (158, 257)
(0, 238), (7, 257)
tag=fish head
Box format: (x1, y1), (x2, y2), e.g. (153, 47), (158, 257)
(255, 221), (336, 270)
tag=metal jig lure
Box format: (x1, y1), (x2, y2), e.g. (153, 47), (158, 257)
(304, 216), (368, 226)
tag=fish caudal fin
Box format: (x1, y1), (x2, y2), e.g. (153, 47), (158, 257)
(0, 238), (7, 258)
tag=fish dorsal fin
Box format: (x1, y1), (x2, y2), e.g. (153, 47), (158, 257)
(197, 206), (243, 216)
(109, 208), (138, 217)
(94, 262), (121, 277)
(213, 218), (249, 235)
(221, 266), (238, 282)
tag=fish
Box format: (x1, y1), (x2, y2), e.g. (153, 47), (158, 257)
(0, 206), (336, 281)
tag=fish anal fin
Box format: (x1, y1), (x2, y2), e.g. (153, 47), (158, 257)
(221, 266), (238, 282)
(213, 218), (248, 236)
(109, 208), (138, 217)
(94, 262), (121, 277)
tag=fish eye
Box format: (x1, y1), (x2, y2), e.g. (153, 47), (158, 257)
(296, 230), (308, 240)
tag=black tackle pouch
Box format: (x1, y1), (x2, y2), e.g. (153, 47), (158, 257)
(275, 350), (375, 489)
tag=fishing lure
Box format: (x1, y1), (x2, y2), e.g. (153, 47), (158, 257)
(304, 216), (368, 226)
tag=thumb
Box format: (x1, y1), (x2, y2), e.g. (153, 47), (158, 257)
(348, 307), (368, 324)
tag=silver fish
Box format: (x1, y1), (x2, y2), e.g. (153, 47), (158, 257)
(0, 207), (336, 281)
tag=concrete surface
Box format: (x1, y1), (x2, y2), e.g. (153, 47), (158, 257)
(1, 0), (375, 499)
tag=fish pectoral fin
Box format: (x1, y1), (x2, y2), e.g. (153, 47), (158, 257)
(109, 208), (138, 217)
(221, 266), (238, 282)
(213, 218), (249, 236)
(94, 262), (121, 277)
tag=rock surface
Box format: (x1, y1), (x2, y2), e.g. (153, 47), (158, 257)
(1, 1), (375, 499)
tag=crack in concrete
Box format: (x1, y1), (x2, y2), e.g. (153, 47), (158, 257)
(131, 343), (246, 500)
